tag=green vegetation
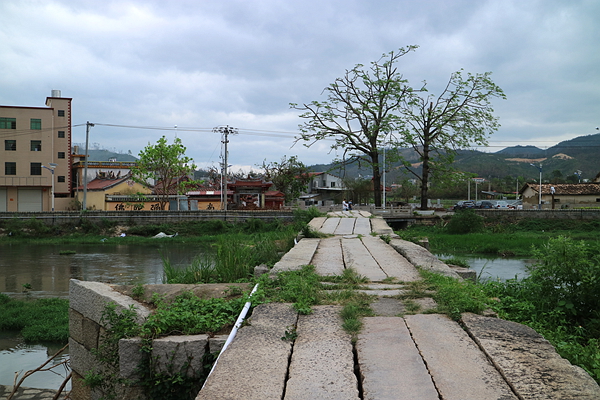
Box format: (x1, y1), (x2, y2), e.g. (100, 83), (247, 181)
(482, 236), (600, 382)
(85, 265), (372, 399)
(398, 217), (600, 256)
(0, 294), (69, 342)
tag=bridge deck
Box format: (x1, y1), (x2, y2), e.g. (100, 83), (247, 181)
(198, 214), (600, 400)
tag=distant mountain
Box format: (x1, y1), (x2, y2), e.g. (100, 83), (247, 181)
(85, 149), (138, 162)
(306, 133), (600, 182)
(497, 145), (545, 157)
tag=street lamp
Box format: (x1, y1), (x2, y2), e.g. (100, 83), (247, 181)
(42, 163), (58, 211)
(530, 163), (542, 210)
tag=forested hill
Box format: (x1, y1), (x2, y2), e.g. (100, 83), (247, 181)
(308, 133), (600, 182)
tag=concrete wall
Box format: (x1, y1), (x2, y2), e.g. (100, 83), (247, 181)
(475, 209), (600, 220)
(0, 210), (295, 226)
(69, 280), (228, 400)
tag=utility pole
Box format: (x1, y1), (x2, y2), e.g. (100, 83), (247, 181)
(83, 121), (94, 211)
(213, 125), (238, 211)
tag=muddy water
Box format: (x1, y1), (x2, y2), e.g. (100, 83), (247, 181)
(0, 243), (208, 298)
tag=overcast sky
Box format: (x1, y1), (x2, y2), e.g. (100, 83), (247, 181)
(1, 0), (599, 172)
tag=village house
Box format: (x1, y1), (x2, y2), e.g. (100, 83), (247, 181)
(520, 181), (600, 209)
(73, 173), (155, 211)
(299, 172), (345, 206)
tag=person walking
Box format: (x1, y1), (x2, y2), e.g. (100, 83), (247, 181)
(342, 199), (348, 211)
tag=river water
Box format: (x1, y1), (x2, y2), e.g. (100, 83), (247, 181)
(0, 242), (207, 390)
(438, 254), (535, 281)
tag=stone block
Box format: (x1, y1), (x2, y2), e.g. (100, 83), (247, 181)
(197, 303), (297, 400)
(253, 264), (269, 277)
(208, 334), (229, 355)
(119, 337), (144, 381)
(462, 313), (600, 399)
(69, 308), (84, 344)
(69, 338), (100, 378)
(389, 238), (461, 279)
(70, 370), (91, 400)
(151, 335), (209, 378)
(70, 279), (151, 325)
(82, 316), (100, 351)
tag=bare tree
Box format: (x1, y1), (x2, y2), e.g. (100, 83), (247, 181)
(291, 46), (417, 207)
(400, 70), (505, 209)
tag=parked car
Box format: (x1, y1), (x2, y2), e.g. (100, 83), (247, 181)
(453, 200), (475, 210)
(476, 200), (495, 209)
(495, 200), (511, 209)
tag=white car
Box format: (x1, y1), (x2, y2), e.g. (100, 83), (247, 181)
(495, 200), (512, 209)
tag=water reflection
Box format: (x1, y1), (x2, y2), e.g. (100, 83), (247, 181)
(0, 243), (207, 298)
(0, 331), (70, 389)
(438, 254), (536, 281)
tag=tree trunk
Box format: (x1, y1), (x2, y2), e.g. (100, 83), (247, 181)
(371, 153), (382, 207)
(420, 146), (430, 210)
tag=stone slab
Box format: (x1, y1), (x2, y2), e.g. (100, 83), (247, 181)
(356, 289), (407, 297)
(196, 303), (298, 400)
(70, 279), (151, 325)
(335, 217), (357, 235)
(462, 313), (600, 400)
(341, 237), (387, 282)
(362, 236), (421, 282)
(284, 305), (359, 400)
(270, 238), (320, 274)
(369, 297), (406, 316)
(370, 217), (394, 235)
(353, 217), (372, 235)
(405, 314), (517, 400)
(357, 317), (438, 400)
(320, 217), (341, 234)
(308, 216), (327, 232)
(152, 334), (209, 378)
(359, 283), (408, 290)
(312, 237), (345, 276)
(389, 239), (461, 279)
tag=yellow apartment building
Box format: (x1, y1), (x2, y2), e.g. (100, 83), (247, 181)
(0, 90), (72, 211)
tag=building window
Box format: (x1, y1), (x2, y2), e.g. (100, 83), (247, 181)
(0, 117), (16, 129)
(331, 181), (336, 188)
(57, 176), (65, 183)
(4, 140), (16, 151)
(58, 152), (65, 159)
(30, 140), (42, 151)
(58, 130), (65, 138)
(30, 163), (42, 175)
(5, 162), (16, 175)
(30, 119), (42, 130)
(57, 110), (65, 117)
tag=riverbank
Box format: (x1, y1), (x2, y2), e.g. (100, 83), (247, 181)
(398, 215), (600, 256)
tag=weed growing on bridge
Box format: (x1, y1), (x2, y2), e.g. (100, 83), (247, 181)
(419, 270), (491, 321)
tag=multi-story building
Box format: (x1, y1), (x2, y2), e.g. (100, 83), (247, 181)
(0, 90), (72, 211)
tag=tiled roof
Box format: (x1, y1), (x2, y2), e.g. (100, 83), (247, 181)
(524, 183), (600, 195)
(75, 175), (134, 191)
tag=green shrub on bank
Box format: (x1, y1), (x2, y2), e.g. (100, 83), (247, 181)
(0, 295), (69, 342)
(482, 236), (600, 382)
(446, 209), (484, 234)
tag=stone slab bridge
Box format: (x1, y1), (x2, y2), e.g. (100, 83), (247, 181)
(198, 211), (600, 400)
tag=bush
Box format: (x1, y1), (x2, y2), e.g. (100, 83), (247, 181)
(528, 236), (600, 329)
(446, 209), (484, 234)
